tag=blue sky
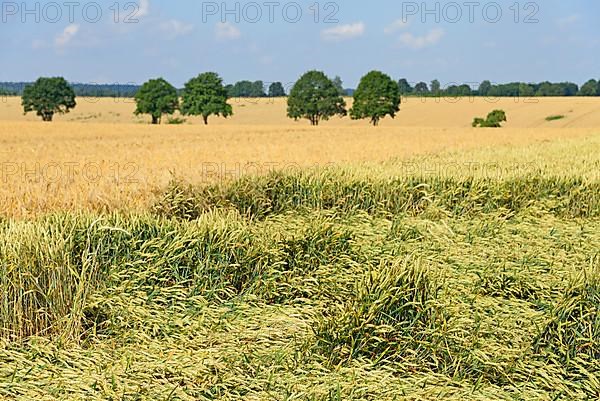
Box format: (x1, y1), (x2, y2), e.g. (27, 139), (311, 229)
(1, 0), (598, 88)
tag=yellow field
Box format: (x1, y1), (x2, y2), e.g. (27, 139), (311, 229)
(0, 96), (599, 217)
(2, 95), (600, 127)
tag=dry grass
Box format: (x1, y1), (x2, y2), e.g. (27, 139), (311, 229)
(0, 96), (599, 217)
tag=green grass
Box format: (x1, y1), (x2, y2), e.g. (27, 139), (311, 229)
(546, 115), (566, 121)
(1, 158), (600, 399)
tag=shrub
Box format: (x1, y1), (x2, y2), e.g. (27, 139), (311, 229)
(472, 109), (507, 127)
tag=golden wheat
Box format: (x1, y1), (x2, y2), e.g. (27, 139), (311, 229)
(0, 96), (598, 217)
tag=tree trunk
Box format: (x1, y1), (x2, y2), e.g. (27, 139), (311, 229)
(152, 115), (159, 124)
(42, 113), (53, 122)
(203, 115), (209, 125)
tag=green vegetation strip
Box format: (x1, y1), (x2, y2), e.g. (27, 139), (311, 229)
(154, 171), (600, 220)
(546, 115), (566, 122)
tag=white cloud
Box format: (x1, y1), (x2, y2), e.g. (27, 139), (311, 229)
(558, 14), (580, 28)
(384, 19), (409, 34)
(160, 19), (194, 39)
(137, 0), (150, 17)
(215, 22), (241, 40)
(55, 24), (80, 47)
(398, 28), (444, 49)
(321, 22), (365, 41)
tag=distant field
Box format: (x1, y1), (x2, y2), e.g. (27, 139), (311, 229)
(1, 96), (600, 127)
(0, 96), (599, 217)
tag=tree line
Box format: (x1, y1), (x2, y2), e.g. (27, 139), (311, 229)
(6, 77), (600, 99)
(16, 72), (600, 125)
(0, 76), (351, 99)
(18, 72), (398, 125)
(398, 79), (600, 97)
(0, 82), (140, 98)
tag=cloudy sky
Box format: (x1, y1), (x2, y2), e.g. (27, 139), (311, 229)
(1, 0), (598, 87)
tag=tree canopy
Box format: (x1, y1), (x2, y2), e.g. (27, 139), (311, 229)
(430, 79), (441, 96)
(332, 76), (345, 96)
(398, 79), (413, 95)
(181, 72), (233, 125)
(268, 82), (286, 97)
(478, 80), (492, 97)
(287, 71), (347, 126)
(22, 77), (76, 122)
(134, 78), (179, 124)
(227, 80), (266, 98)
(350, 71), (401, 126)
(414, 82), (429, 95)
(579, 79), (599, 96)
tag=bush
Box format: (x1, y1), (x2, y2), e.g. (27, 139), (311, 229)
(472, 110), (507, 127)
(166, 116), (187, 125)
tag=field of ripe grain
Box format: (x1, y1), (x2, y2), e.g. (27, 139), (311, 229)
(0, 96), (599, 217)
(1, 96), (600, 400)
(2, 95), (600, 127)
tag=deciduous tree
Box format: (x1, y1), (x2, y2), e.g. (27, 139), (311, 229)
(22, 77), (76, 122)
(287, 71), (346, 126)
(350, 71), (400, 126)
(134, 78), (179, 124)
(181, 72), (233, 125)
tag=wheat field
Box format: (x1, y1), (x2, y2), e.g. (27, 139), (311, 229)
(1, 95), (600, 400)
(2, 95), (600, 127)
(0, 96), (599, 217)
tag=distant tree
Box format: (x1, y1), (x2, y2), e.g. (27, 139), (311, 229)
(478, 80), (492, 96)
(535, 82), (553, 97)
(22, 77), (76, 122)
(228, 80), (266, 97)
(332, 76), (345, 96)
(350, 71), (400, 126)
(518, 83), (535, 97)
(430, 79), (441, 96)
(458, 84), (473, 96)
(445, 84), (472, 97)
(536, 81), (579, 97)
(414, 82), (429, 95)
(287, 70), (347, 126)
(472, 110), (507, 128)
(398, 78), (413, 95)
(134, 78), (179, 124)
(181, 72), (232, 125)
(445, 85), (459, 96)
(268, 82), (286, 97)
(562, 82), (579, 96)
(251, 80), (266, 97)
(578, 79), (599, 96)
